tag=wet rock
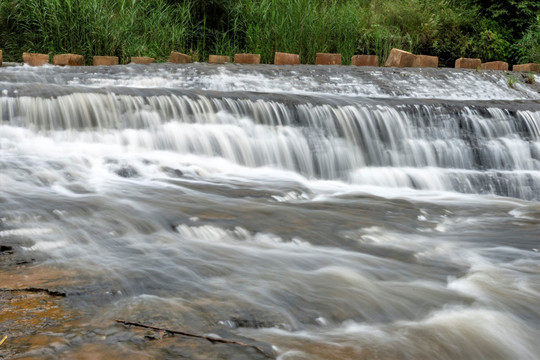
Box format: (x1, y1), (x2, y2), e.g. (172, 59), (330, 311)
(0, 245), (13, 253)
(209, 55), (231, 64)
(234, 54), (261, 64)
(114, 165), (139, 178)
(161, 166), (184, 178)
(315, 53), (341, 65)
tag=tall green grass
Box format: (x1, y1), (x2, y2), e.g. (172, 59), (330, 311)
(0, 0), (538, 65)
(0, 0), (192, 63)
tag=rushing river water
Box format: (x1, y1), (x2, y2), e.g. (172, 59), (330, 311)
(1, 63), (540, 359)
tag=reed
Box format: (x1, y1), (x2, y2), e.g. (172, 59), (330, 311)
(0, 0), (193, 63)
(0, 0), (537, 65)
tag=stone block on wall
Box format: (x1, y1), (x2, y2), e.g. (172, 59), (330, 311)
(274, 52), (300, 65)
(93, 56), (119, 66)
(53, 54), (84, 66)
(351, 55), (378, 66)
(23, 52), (49, 66)
(234, 54), (261, 64)
(315, 53), (341, 65)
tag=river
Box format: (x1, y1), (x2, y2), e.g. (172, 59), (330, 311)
(1, 63), (539, 359)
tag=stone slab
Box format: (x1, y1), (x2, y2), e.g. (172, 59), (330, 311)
(93, 56), (119, 66)
(351, 55), (378, 66)
(234, 54), (261, 64)
(413, 55), (438, 68)
(131, 56), (154, 64)
(168, 52), (191, 64)
(208, 55), (231, 64)
(23, 52), (49, 66)
(513, 63), (540, 72)
(274, 52), (300, 65)
(480, 61), (509, 71)
(455, 58), (481, 69)
(53, 54), (84, 66)
(385, 48), (416, 67)
(315, 53), (341, 65)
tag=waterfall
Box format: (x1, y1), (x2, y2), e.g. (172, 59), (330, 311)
(2, 70), (539, 200)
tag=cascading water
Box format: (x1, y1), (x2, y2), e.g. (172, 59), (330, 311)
(1, 63), (539, 360)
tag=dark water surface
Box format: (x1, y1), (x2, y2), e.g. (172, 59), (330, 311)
(1, 64), (539, 359)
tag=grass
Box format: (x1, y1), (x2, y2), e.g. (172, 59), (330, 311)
(0, 0), (193, 63)
(506, 74), (518, 88)
(0, 0), (538, 65)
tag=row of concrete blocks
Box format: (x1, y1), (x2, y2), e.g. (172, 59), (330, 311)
(385, 48), (540, 72)
(12, 51), (372, 66)
(2, 50), (539, 72)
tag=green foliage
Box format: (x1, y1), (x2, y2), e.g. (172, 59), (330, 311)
(0, 0), (538, 66)
(506, 74), (518, 88)
(474, 29), (511, 62)
(0, 0), (193, 63)
(526, 72), (535, 85)
(515, 16), (540, 64)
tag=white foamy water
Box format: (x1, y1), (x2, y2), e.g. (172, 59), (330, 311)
(1, 63), (539, 360)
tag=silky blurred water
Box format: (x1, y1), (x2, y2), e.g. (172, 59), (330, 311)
(1, 63), (539, 359)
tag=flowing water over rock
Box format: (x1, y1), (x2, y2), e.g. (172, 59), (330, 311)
(1, 63), (539, 359)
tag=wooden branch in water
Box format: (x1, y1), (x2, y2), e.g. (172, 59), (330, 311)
(0, 287), (66, 297)
(115, 319), (273, 358)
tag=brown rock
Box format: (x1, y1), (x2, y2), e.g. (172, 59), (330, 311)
(234, 54), (261, 64)
(23, 52), (49, 66)
(274, 52), (300, 65)
(315, 53), (341, 65)
(385, 48), (416, 67)
(513, 63), (540, 72)
(131, 56), (155, 64)
(208, 55), (231, 64)
(93, 56), (119, 66)
(53, 54), (84, 66)
(351, 55), (378, 66)
(480, 61), (509, 71)
(168, 52), (191, 64)
(413, 55), (438, 68)
(455, 58), (481, 69)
